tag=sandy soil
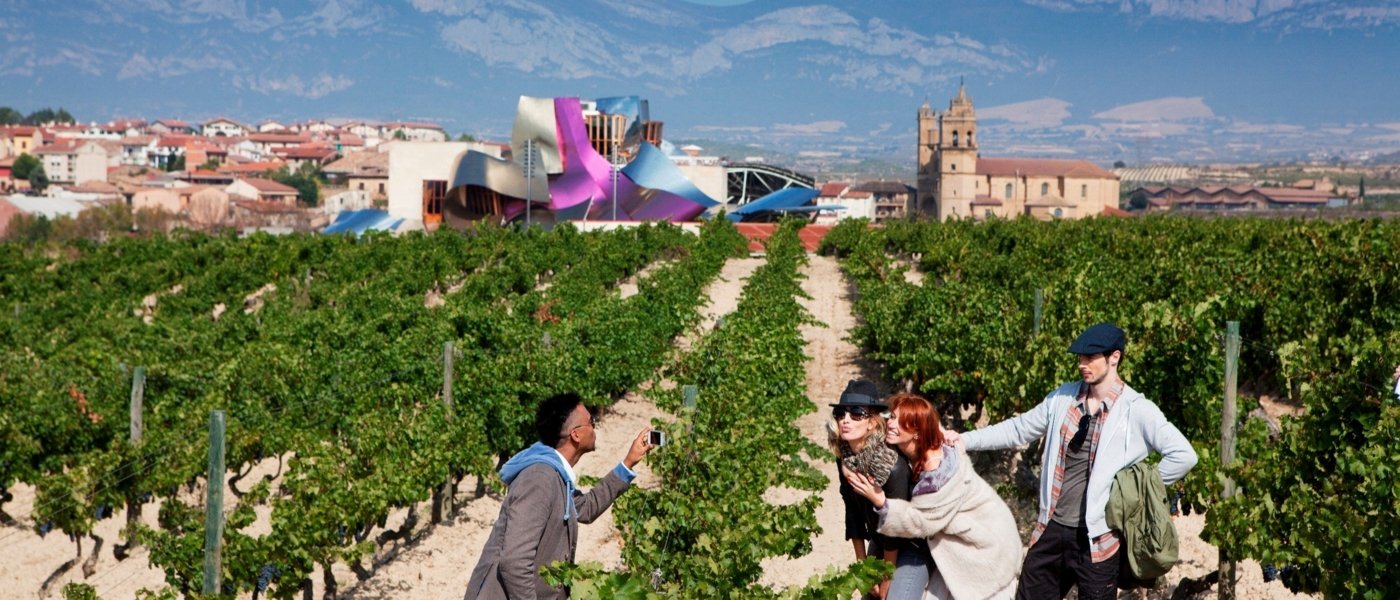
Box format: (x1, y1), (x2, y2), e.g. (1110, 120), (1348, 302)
(1, 253), (1311, 599)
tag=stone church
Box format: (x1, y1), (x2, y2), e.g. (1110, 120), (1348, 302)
(917, 85), (1121, 221)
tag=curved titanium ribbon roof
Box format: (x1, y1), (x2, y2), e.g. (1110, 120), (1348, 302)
(447, 95), (719, 224)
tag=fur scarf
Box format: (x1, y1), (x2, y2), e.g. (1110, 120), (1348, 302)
(841, 440), (900, 486)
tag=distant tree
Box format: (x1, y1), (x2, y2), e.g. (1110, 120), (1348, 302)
(20, 107), (75, 125)
(393, 129), (407, 141)
(1128, 191), (1149, 211)
(199, 157), (221, 171)
(11, 153), (40, 180)
(164, 155), (186, 172)
(265, 163), (322, 207)
(0, 106), (21, 125)
(1359, 176), (1366, 199)
(27, 164), (49, 193)
(5, 214), (52, 243)
(456, 132), (476, 142)
(1113, 160), (1127, 169)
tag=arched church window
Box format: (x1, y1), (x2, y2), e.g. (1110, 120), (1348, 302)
(952, 131), (960, 147)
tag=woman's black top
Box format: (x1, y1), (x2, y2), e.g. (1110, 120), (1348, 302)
(837, 450), (923, 554)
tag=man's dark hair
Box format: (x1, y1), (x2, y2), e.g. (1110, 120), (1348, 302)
(536, 393), (585, 448)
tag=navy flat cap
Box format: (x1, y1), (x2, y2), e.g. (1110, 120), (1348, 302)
(1068, 323), (1126, 355)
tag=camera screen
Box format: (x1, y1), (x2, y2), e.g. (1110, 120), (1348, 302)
(648, 430), (666, 446)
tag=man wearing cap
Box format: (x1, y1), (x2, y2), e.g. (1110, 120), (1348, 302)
(947, 323), (1198, 600)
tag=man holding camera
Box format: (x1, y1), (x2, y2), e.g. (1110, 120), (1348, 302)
(466, 393), (654, 600)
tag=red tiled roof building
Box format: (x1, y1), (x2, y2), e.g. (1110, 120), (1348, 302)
(916, 84), (1121, 221)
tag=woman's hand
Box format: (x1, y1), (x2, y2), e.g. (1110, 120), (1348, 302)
(845, 470), (887, 509)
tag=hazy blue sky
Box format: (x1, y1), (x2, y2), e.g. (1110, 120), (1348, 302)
(2, 0), (1397, 163)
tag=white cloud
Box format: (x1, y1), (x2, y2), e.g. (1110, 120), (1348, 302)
(1093, 97), (1215, 121)
(412, 2), (1036, 93)
(980, 97), (1074, 128)
(118, 53), (236, 79)
(235, 73), (355, 98)
(1022, 0), (1400, 29)
(300, 0), (390, 35)
(117, 0), (286, 32)
(1, 40), (113, 77)
(432, 76), (454, 88)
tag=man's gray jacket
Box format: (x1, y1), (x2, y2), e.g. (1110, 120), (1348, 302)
(465, 463), (633, 600)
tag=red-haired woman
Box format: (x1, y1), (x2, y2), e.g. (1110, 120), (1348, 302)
(847, 393), (1022, 600)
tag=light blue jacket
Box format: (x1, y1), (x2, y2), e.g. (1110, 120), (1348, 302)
(964, 381), (1198, 541)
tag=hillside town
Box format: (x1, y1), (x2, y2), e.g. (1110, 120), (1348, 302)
(0, 87), (1388, 242)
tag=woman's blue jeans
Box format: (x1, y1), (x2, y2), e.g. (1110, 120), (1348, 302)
(885, 546), (932, 600)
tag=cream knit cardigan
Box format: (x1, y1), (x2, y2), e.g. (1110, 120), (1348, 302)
(877, 448), (1022, 600)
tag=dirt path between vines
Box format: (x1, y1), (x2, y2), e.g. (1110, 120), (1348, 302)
(1, 253), (1310, 599)
(338, 256), (766, 600)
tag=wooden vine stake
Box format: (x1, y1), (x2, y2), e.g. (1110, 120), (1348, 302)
(434, 341), (455, 523)
(1219, 321), (1240, 599)
(124, 367), (145, 554)
(203, 410), (227, 596)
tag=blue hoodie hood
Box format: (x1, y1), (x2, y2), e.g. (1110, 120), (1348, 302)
(500, 442), (576, 521)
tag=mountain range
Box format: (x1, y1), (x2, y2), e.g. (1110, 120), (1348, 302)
(3, 0), (1398, 176)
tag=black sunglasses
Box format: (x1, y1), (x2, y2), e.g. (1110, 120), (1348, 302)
(832, 406), (873, 421)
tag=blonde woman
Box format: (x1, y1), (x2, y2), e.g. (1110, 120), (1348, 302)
(830, 380), (928, 600)
(847, 393), (1022, 600)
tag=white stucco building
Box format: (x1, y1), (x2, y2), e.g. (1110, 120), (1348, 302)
(385, 141), (501, 230)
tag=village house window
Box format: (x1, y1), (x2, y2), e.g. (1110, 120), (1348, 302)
(423, 180), (447, 226)
(1005, 183), (1013, 199)
(1041, 183), (1049, 196)
(1081, 184), (1088, 198)
(1053, 208), (1064, 218)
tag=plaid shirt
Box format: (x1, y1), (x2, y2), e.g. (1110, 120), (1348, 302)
(1029, 377), (1124, 563)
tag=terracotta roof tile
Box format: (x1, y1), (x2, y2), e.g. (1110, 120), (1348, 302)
(275, 145), (337, 159)
(239, 177), (298, 194)
(853, 181), (914, 194)
(978, 157), (1118, 180)
(1133, 185), (1335, 206)
(246, 133), (312, 144)
(818, 182), (849, 197)
(218, 161), (285, 174)
(66, 181), (123, 194)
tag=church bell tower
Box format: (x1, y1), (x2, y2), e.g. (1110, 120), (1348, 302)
(935, 82), (978, 220)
